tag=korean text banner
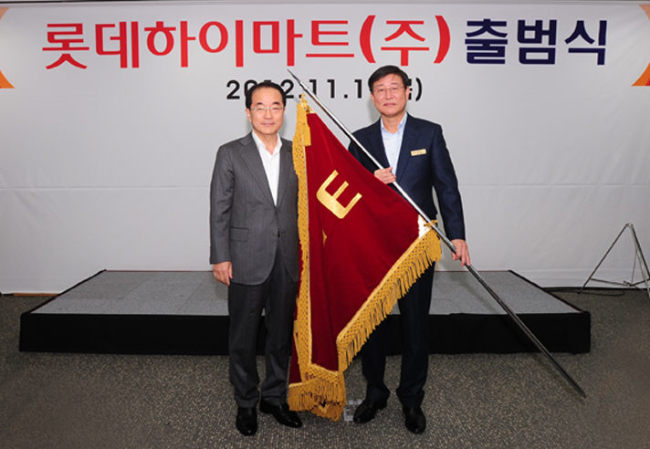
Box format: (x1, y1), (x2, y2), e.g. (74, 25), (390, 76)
(0, 2), (648, 292)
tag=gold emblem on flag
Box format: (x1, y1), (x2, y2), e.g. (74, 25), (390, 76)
(316, 170), (362, 219)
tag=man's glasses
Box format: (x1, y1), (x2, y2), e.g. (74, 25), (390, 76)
(372, 86), (405, 97)
(250, 105), (284, 114)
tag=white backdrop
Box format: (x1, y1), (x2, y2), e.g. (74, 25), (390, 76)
(1, 2), (649, 292)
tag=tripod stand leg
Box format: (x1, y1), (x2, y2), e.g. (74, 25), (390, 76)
(580, 224), (630, 293)
(629, 224), (650, 300)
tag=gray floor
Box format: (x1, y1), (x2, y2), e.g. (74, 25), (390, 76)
(32, 270), (578, 316)
(1, 289), (649, 449)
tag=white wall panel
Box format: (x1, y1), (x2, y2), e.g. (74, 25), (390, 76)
(1, 2), (648, 291)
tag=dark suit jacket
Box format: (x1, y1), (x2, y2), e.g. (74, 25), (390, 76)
(209, 133), (299, 285)
(348, 114), (465, 241)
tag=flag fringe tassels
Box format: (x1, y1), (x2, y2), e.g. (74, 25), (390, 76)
(288, 97), (441, 421)
(336, 223), (441, 370)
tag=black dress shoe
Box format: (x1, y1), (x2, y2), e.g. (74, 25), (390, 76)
(353, 398), (387, 424)
(236, 407), (257, 436)
(259, 400), (302, 428)
(403, 406), (426, 434)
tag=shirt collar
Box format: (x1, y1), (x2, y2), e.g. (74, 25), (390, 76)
(380, 113), (407, 135)
(251, 131), (281, 156)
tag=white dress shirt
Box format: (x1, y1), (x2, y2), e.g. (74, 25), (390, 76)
(252, 131), (282, 205)
(380, 114), (407, 172)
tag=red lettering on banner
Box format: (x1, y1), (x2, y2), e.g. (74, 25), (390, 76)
(179, 21), (197, 67)
(306, 20), (354, 58)
(359, 15), (450, 66)
(239, 19), (304, 67)
(380, 20), (429, 65)
(434, 15), (450, 64)
(236, 20), (244, 67)
(199, 21), (228, 53)
(145, 21), (176, 56)
(254, 21), (280, 53)
(42, 23), (90, 69)
(93, 20), (228, 69)
(360, 15), (376, 62)
(95, 22), (140, 68)
(141, 20), (216, 68)
(42, 17), (452, 69)
(287, 19), (304, 66)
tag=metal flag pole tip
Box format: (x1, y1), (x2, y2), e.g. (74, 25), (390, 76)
(288, 68), (586, 400)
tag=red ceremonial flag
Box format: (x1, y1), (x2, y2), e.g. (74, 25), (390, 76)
(287, 98), (441, 421)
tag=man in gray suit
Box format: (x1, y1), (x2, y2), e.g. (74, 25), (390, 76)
(210, 81), (302, 436)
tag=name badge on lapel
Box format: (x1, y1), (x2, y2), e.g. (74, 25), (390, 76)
(410, 149), (427, 156)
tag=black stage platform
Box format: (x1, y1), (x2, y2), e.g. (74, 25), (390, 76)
(19, 270), (590, 355)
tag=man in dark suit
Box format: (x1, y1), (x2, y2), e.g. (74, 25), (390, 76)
(349, 66), (471, 434)
(210, 81), (302, 436)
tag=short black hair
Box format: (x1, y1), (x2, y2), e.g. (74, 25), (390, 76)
(245, 81), (287, 109)
(367, 65), (411, 92)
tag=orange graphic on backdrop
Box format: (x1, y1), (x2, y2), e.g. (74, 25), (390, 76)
(634, 63), (650, 86)
(632, 5), (650, 86)
(0, 7), (14, 89)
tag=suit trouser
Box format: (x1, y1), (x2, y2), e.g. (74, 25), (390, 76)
(227, 251), (297, 408)
(361, 265), (435, 409)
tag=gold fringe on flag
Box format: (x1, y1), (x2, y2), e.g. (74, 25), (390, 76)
(288, 96), (441, 421)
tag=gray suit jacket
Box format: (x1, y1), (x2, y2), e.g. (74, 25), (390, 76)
(209, 133), (299, 285)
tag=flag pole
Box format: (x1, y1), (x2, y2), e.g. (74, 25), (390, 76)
(287, 68), (586, 399)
